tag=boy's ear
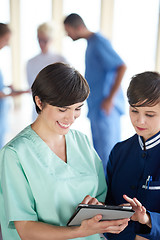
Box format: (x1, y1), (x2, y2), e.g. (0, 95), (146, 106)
(35, 96), (43, 110)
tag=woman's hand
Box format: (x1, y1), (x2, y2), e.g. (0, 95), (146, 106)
(81, 195), (103, 205)
(78, 195), (129, 236)
(79, 214), (129, 236)
(123, 195), (151, 228)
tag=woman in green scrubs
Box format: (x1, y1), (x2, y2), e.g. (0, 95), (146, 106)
(0, 63), (129, 240)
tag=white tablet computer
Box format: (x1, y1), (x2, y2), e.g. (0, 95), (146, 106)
(67, 204), (134, 226)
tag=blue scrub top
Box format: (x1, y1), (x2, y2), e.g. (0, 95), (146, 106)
(0, 70), (4, 90)
(85, 33), (125, 119)
(0, 70), (9, 148)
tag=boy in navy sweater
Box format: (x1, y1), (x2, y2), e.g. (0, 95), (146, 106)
(105, 71), (160, 240)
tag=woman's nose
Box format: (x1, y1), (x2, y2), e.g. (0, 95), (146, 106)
(65, 111), (75, 123)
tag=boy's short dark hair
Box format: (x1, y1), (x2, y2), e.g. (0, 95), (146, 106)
(31, 62), (90, 114)
(127, 71), (160, 107)
(64, 13), (86, 28)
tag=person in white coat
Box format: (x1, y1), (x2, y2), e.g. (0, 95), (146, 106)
(27, 22), (68, 121)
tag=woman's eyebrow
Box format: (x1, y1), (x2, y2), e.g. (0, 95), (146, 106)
(76, 103), (84, 108)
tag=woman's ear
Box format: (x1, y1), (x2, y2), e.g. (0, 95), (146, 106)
(35, 96), (43, 111)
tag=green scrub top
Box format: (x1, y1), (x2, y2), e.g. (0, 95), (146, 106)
(0, 126), (107, 240)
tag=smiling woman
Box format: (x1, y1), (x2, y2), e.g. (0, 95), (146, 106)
(31, 62), (89, 112)
(0, 62), (131, 240)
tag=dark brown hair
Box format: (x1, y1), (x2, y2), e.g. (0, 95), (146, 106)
(64, 13), (86, 28)
(127, 71), (160, 107)
(0, 23), (11, 37)
(31, 62), (90, 113)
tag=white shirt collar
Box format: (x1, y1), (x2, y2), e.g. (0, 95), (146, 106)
(138, 133), (160, 150)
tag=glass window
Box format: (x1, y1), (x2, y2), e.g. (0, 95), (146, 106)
(113, 0), (159, 139)
(62, 0), (101, 138)
(63, 0), (101, 75)
(0, 0), (11, 85)
(0, 0), (10, 22)
(20, 0), (52, 66)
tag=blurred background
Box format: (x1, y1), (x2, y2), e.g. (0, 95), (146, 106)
(0, 0), (160, 144)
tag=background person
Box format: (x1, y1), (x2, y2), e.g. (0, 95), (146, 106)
(105, 71), (160, 239)
(0, 23), (29, 149)
(64, 13), (127, 173)
(0, 63), (129, 240)
(27, 22), (68, 121)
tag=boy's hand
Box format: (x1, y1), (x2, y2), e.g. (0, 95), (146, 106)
(123, 195), (151, 228)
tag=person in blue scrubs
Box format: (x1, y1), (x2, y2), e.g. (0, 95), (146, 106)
(0, 63), (130, 240)
(64, 13), (127, 173)
(105, 71), (160, 239)
(0, 23), (12, 149)
(0, 23), (29, 149)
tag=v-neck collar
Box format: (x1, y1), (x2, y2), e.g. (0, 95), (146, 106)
(28, 125), (69, 165)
